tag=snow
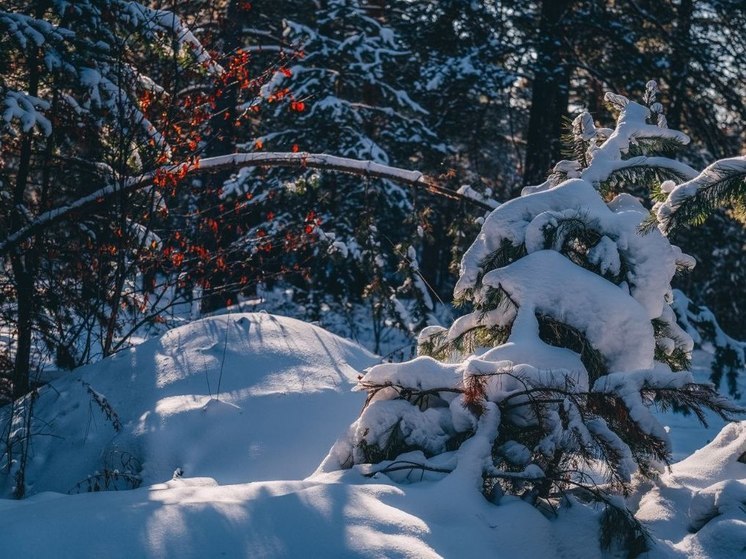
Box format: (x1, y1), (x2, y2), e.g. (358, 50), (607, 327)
(0, 465), (613, 559)
(2, 90), (52, 135)
(351, 399), (455, 461)
(0, 313), (606, 559)
(635, 421), (746, 559)
(455, 179), (609, 296)
(0, 314), (742, 559)
(583, 155), (698, 186)
(524, 101), (697, 199)
(481, 249), (655, 372)
(361, 356), (460, 393)
(584, 95), (690, 175)
(0, 313), (377, 496)
(457, 178), (690, 324)
(456, 184), (500, 209)
(478, 340), (586, 379)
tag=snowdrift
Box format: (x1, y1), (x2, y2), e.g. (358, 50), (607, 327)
(0, 313), (377, 496)
(637, 421), (746, 559)
(2, 421), (743, 559)
(0, 313), (743, 558)
(0, 468), (609, 559)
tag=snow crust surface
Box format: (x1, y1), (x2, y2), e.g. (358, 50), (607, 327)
(0, 313), (377, 496)
(636, 421), (746, 559)
(0, 319), (742, 559)
(0, 468), (607, 559)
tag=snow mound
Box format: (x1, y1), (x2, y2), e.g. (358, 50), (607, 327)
(636, 421), (746, 559)
(0, 313), (377, 497)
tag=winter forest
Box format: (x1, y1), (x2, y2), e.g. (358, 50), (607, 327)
(1, 1), (745, 557)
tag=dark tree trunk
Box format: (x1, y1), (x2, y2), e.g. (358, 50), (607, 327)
(522, 0), (574, 189)
(207, 1), (245, 159)
(10, 257), (33, 400)
(10, 26), (42, 399)
(667, 0), (693, 131)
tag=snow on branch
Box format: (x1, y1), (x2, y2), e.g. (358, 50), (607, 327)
(582, 155), (698, 186)
(124, 3), (224, 76)
(0, 152), (492, 256)
(655, 156), (746, 232)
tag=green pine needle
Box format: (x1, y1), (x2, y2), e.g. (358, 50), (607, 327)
(599, 165), (691, 201)
(664, 170), (746, 233)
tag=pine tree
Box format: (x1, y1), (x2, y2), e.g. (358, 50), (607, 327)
(388, 0), (521, 190)
(654, 136), (746, 342)
(321, 86), (740, 553)
(208, 0), (445, 347)
(655, 158), (746, 233)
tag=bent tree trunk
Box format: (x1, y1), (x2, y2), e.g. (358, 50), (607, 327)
(0, 152), (492, 259)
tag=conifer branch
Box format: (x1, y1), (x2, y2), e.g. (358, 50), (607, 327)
(657, 159), (746, 232)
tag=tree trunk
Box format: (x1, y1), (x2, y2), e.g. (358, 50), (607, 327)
(208, 1), (245, 159)
(667, 0), (693, 131)
(10, 25), (43, 399)
(522, 0), (574, 189)
(10, 259), (33, 400)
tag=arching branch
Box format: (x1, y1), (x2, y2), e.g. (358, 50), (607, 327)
(0, 152), (493, 257)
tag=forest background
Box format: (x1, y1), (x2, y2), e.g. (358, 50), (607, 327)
(1, 0), (745, 403)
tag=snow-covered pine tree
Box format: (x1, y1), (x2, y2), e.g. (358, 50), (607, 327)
(655, 155), (746, 233)
(651, 105), (746, 393)
(388, 0), (521, 189)
(214, 0), (444, 346)
(321, 84), (740, 552)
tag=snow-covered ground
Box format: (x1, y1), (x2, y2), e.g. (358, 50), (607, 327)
(3, 424), (742, 559)
(0, 466), (608, 559)
(636, 421), (746, 559)
(0, 313), (377, 496)
(208, 287), (423, 360)
(0, 314), (743, 558)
